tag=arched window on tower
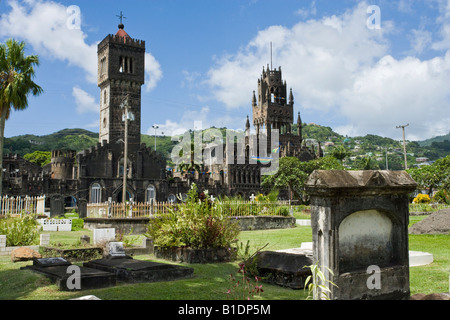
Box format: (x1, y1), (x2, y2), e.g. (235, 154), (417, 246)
(90, 183), (102, 204)
(146, 184), (156, 202)
(119, 56), (133, 74)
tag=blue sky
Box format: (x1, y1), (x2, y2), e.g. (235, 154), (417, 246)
(1, 0), (449, 142)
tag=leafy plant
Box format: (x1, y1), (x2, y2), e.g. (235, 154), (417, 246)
(304, 262), (338, 300)
(0, 216), (39, 246)
(146, 183), (240, 249)
(226, 263), (264, 300)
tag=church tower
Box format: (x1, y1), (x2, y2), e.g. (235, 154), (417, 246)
(252, 65), (295, 155)
(97, 21), (145, 153)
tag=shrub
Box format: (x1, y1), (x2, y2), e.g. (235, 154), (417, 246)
(146, 184), (240, 249)
(413, 193), (431, 204)
(432, 190), (450, 204)
(0, 216), (39, 246)
(275, 206), (290, 216)
(71, 218), (84, 231)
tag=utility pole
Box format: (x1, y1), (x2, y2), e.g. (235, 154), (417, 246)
(120, 95), (130, 213)
(385, 147), (389, 170)
(396, 124), (409, 170)
(152, 125), (159, 151)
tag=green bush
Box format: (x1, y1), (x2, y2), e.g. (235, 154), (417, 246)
(275, 206), (290, 216)
(71, 218), (84, 231)
(432, 190), (450, 204)
(146, 184), (240, 249)
(0, 216), (39, 246)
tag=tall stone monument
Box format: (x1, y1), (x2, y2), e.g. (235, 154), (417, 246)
(305, 170), (417, 300)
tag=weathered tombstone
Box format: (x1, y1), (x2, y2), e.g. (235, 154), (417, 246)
(50, 195), (64, 218)
(305, 170), (417, 300)
(107, 242), (127, 258)
(80, 235), (90, 245)
(142, 237), (154, 254)
(0, 235), (6, 253)
(93, 228), (115, 245)
(78, 198), (88, 218)
(40, 234), (50, 246)
(21, 257), (116, 291)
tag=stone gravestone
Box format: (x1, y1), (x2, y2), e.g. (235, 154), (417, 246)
(50, 195), (64, 218)
(21, 257), (116, 291)
(107, 242), (127, 258)
(80, 235), (90, 245)
(304, 170), (417, 300)
(93, 228), (115, 245)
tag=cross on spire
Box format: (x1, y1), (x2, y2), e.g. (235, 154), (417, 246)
(116, 11), (127, 27)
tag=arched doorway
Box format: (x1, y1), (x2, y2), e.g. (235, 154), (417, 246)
(117, 190), (132, 203)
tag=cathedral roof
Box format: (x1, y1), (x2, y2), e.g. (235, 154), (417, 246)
(116, 24), (130, 39)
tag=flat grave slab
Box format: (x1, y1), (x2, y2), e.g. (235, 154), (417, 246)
(84, 256), (194, 283)
(247, 250), (313, 290)
(21, 257), (116, 291)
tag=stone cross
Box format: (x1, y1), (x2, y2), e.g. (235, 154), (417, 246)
(250, 194), (256, 202)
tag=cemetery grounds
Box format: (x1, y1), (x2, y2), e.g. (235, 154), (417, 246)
(0, 210), (449, 300)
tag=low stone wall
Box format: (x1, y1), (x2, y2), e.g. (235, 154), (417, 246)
(154, 246), (237, 264)
(0, 234), (41, 256)
(84, 216), (296, 235)
(83, 218), (149, 235)
(234, 216), (296, 231)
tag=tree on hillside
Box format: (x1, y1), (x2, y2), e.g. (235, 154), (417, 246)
(407, 155), (450, 195)
(23, 151), (51, 167)
(0, 39), (43, 197)
(261, 156), (344, 202)
(330, 145), (352, 164)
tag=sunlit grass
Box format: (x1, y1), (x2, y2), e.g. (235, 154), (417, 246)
(0, 216), (448, 300)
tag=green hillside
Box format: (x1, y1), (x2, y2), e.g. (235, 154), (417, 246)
(3, 125), (449, 170)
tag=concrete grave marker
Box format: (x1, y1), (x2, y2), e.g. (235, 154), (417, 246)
(93, 228), (115, 245)
(107, 242), (127, 258)
(305, 170), (417, 300)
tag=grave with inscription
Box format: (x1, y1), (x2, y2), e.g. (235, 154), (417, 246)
(21, 257), (116, 291)
(84, 242), (194, 283)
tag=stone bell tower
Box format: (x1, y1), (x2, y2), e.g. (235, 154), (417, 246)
(252, 65), (294, 138)
(97, 21), (145, 153)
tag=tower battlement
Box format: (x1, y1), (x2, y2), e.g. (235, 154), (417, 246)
(98, 34), (145, 51)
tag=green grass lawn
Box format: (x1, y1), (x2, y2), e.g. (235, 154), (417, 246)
(0, 217), (448, 300)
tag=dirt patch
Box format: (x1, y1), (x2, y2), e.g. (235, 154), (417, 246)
(409, 209), (450, 235)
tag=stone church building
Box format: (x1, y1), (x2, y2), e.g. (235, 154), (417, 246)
(1, 23), (320, 217)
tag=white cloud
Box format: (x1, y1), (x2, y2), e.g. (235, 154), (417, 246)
(204, 1), (450, 140)
(409, 28), (432, 55)
(146, 105), (246, 137)
(205, 2), (390, 111)
(339, 53), (450, 140)
(0, 0), (163, 90)
(0, 0), (98, 83)
(72, 86), (98, 114)
(432, 0), (450, 51)
(145, 53), (163, 92)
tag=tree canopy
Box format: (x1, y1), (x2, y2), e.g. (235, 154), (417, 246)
(261, 156), (344, 201)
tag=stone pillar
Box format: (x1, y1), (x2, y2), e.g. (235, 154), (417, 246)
(305, 170), (417, 300)
(0, 235), (6, 253)
(40, 234), (50, 246)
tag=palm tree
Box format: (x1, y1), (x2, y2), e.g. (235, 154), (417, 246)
(330, 145), (351, 164)
(0, 39), (43, 198)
